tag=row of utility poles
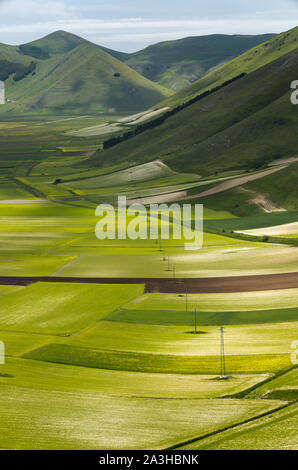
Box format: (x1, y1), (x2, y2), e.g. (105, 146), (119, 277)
(184, 284), (227, 379)
(187, 297), (226, 379)
(159, 239), (226, 379)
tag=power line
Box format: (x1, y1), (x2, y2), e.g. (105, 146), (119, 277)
(220, 326), (226, 379)
(185, 289), (188, 313)
(194, 308), (198, 335)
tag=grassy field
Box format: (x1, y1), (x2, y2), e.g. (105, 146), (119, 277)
(126, 290), (298, 312)
(107, 306), (298, 326)
(0, 380), (279, 450)
(0, 187), (296, 450)
(247, 367), (298, 400)
(0, 357), (268, 399)
(179, 403), (298, 450)
(24, 343), (292, 374)
(62, 320), (297, 356)
(0, 282), (143, 334)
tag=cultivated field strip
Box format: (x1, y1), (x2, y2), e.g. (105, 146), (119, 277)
(0, 271), (297, 292)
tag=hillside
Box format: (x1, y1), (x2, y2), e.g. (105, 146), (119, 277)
(121, 34), (276, 91)
(0, 32), (172, 115)
(86, 39), (298, 201)
(161, 27), (298, 107)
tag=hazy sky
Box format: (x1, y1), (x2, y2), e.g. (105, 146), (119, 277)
(0, 0), (297, 51)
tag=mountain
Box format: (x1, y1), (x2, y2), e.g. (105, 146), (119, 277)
(0, 31), (172, 115)
(22, 30), (87, 56)
(119, 34), (276, 91)
(161, 27), (298, 107)
(87, 27), (298, 193)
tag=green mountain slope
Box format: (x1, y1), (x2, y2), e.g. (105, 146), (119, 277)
(121, 34), (276, 91)
(87, 39), (298, 195)
(161, 27), (298, 107)
(24, 30), (87, 56)
(0, 32), (172, 115)
(246, 162), (298, 211)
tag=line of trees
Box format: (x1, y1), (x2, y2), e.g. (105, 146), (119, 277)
(13, 61), (36, 82)
(102, 72), (247, 151)
(0, 59), (37, 82)
(18, 44), (50, 60)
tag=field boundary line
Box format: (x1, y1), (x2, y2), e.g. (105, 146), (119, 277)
(10, 177), (45, 199)
(221, 364), (298, 399)
(163, 400), (297, 450)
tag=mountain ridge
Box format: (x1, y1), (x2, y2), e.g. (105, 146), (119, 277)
(0, 33), (172, 114)
(86, 35), (298, 186)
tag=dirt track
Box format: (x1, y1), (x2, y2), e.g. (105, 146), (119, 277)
(184, 166), (286, 200)
(0, 272), (298, 293)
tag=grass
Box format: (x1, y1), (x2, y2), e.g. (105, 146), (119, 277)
(0, 176), (33, 199)
(0, 282), (144, 334)
(24, 343), (292, 375)
(179, 403), (298, 450)
(107, 306), (298, 326)
(0, 331), (53, 356)
(0, 31), (297, 451)
(1, 33), (172, 116)
(247, 367), (298, 399)
(124, 33), (275, 91)
(53, 242), (298, 279)
(0, 200), (296, 278)
(0, 285), (24, 297)
(0, 255), (75, 276)
(0, 357), (268, 399)
(163, 27), (298, 106)
(85, 30), (298, 196)
(67, 160), (175, 189)
(0, 379), (279, 450)
(127, 290), (298, 312)
(65, 321), (297, 356)
(205, 210), (298, 232)
(247, 162), (298, 211)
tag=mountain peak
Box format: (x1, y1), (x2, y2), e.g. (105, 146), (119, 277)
(24, 30), (87, 56)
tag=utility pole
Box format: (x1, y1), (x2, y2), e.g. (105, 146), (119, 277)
(220, 326), (226, 379)
(194, 308), (198, 334)
(167, 256), (171, 272)
(185, 289), (188, 313)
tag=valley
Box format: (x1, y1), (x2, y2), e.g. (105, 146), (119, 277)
(0, 26), (297, 451)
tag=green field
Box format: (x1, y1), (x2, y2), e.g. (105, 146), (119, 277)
(0, 380), (279, 450)
(24, 343), (292, 375)
(0, 178), (296, 449)
(127, 290), (298, 312)
(0, 282), (143, 334)
(0, 357), (268, 399)
(179, 403), (298, 450)
(107, 306), (298, 326)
